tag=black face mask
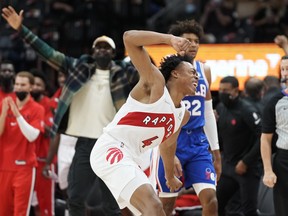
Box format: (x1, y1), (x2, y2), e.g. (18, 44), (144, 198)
(95, 55), (112, 69)
(31, 91), (42, 101)
(219, 92), (235, 107)
(15, 91), (29, 101)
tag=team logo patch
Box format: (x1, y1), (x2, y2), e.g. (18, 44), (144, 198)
(106, 147), (123, 165)
(231, 119), (236, 125)
(205, 168), (215, 181)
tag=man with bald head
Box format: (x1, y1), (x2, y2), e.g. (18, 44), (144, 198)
(262, 75), (281, 107)
(243, 77), (264, 113)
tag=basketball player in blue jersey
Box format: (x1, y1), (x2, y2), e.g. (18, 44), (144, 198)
(155, 20), (221, 216)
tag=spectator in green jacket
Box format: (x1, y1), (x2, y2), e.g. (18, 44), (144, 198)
(2, 6), (139, 216)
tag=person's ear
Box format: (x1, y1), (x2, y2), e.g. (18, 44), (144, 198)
(171, 70), (178, 79)
(231, 87), (239, 97)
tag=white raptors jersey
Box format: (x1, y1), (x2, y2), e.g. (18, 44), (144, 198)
(103, 87), (186, 156)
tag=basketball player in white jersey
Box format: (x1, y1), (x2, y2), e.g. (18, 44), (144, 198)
(90, 30), (198, 215)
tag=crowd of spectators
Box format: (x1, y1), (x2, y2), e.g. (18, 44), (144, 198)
(0, 0), (287, 85)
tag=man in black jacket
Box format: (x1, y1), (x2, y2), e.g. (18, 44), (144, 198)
(215, 76), (262, 216)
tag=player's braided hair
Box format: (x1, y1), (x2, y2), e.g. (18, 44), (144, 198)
(159, 54), (192, 82)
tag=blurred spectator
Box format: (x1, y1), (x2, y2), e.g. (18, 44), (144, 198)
(0, 7), (25, 71)
(279, 0), (288, 36)
(200, 0), (239, 43)
(30, 71), (56, 216)
(49, 0), (84, 57)
(148, 0), (166, 17)
(243, 77), (264, 113)
(39, 14), (60, 51)
(17, 0), (45, 30)
(17, 0), (46, 69)
(0, 60), (15, 101)
(262, 75), (281, 107)
(0, 0), (287, 85)
(249, 0), (282, 43)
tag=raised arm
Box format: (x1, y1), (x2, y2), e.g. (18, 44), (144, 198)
(2, 6), (70, 73)
(1, 6), (23, 30)
(274, 35), (288, 55)
(123, 31), (191, 92)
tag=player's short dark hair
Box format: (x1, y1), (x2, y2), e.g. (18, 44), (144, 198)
(159, 54), (192, 82)
(168, 19), (204, 40)
(220, 76), (239, 88)
(0, 60), (15, 72)
(30, 68), (47, 87)
(282, 55), (288, 60)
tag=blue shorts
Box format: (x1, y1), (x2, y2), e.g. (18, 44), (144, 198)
(156, 128), (216, 193)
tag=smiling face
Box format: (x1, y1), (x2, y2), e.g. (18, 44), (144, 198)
(175, 61), (198, 95)
(92, 42), (115, 69)
(92, 42), (114, 58)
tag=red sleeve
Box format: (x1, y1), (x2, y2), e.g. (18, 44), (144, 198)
(40, 96), (54, 127)
(29, 102), (45, 133)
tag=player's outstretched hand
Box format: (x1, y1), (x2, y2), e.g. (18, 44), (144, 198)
(1, 6), (24, 31)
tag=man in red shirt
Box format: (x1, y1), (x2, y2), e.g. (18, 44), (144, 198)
(31, 71), (56, 216)
(0, 71), (45, 216)
(0, 60), (15, 101)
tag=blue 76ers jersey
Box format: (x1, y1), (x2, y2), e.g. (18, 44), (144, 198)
(182, 61), (208, 130)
